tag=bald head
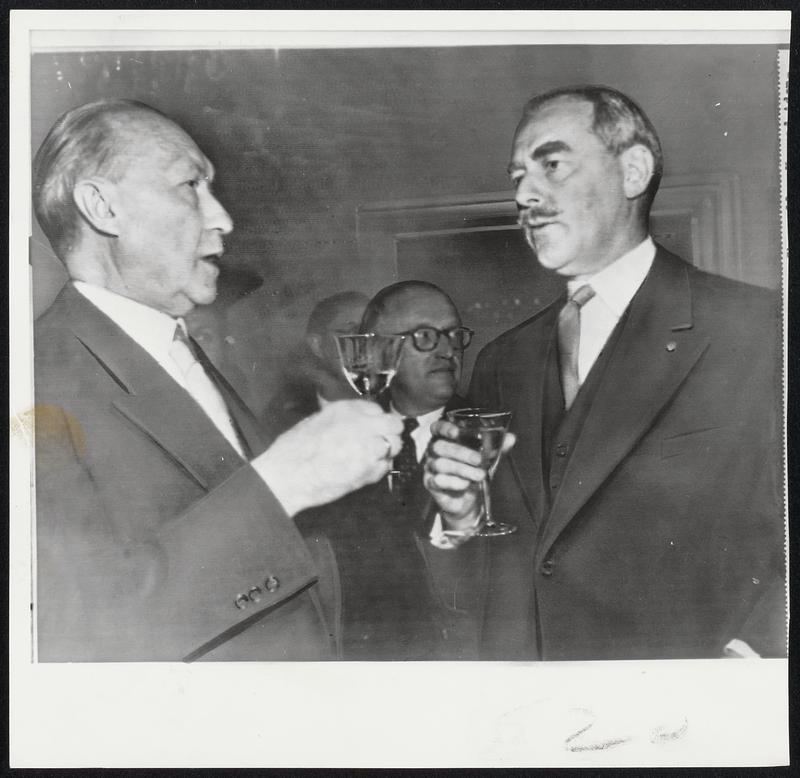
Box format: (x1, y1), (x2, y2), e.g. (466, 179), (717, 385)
(33, 99), (176, 260)
(360, 281), (459, 333)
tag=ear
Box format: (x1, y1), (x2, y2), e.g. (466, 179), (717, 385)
(619, 144), (655, 200)
(307, 333), (324, 359)
(72, 178), (120, 237)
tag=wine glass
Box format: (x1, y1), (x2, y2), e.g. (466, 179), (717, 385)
(336, 332), (407, 486)
(335, 332), (406, 401)
(446, 407), (516, 537)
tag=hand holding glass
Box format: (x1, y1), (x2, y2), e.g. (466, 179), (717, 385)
(335, 333), (405, 401)
(446, 408), (516, 537)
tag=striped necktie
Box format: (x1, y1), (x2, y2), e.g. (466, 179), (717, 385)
(557, 284), (596, 411)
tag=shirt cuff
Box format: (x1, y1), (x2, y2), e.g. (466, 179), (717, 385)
(429, 510), (483, 550)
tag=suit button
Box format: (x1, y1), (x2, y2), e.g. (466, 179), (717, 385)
(248, 586), (262, 603)
(265, 575), (280, 593)
(234, 593), (250, 610)
(540, 559), (555, 576)
(555, 444), (568, 457)
(549, 479), (559, 491)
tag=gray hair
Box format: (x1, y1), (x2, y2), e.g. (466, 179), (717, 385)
(33, 99), (167, 260)
(521, 85), (664, 211)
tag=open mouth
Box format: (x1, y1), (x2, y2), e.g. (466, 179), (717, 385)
(199, 253), (223, 269)
(518, 211), (560, 230)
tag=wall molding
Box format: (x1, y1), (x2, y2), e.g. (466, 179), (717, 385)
(356, 173), (743, 287)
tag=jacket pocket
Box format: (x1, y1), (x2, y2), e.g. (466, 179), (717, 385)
(661, 426), (731, 459)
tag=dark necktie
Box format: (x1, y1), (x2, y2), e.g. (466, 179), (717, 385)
(557, 284), (596, 411)
(391, 416), (419, 504)
(171, 324), (250, 459)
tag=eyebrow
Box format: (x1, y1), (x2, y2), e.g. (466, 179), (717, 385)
(170, 156), (214, 182)
(507, 140), (572, 174)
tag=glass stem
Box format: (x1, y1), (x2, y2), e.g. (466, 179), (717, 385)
(481, 477), (495, 527)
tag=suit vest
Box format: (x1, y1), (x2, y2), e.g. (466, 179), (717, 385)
(540, 306), (631, 523)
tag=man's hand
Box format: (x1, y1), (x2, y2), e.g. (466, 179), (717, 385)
(254, 400), (403, 516)
(424, 418), (516, 528)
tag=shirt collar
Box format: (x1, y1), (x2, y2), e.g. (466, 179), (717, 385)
(73, 281), (179, 361)
(390, 403), (446, 427)
(567, 236), (656, 318)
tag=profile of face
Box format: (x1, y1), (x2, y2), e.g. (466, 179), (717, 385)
(309, 297), (369, 376)
(374, 287), (463, 416)
(94, 116), (233, 316)
(509, 96), (648, 277)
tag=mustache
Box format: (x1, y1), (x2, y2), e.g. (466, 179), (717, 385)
(517, 207), (560, 227)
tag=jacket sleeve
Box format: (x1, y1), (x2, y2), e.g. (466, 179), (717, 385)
(34, 404), (328, 662)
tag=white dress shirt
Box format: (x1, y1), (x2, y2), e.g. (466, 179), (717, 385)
(389, 404), (444, 463)
(431, 238), (656, 551)
(568, 236), (656, 383)
(73, 281), (245, 457)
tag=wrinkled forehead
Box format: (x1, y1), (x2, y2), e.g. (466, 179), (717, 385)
(513, 95), (595, 147)
(380, 288), (460, 331)
(111, 113), (212, 177)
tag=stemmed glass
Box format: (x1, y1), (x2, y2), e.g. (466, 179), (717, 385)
(336, 332), (407, 485)
(446, 407), (516, 537)
(335, 332), (405, 401)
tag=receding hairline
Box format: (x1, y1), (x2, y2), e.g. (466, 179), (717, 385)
(365, 282), (460, 330)
(103, 110), (207, 174)
(385, 284), (456, 311)
(514, 93), (595, 137)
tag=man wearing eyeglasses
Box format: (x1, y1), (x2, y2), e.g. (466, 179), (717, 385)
(361, 280), (473, 508)
(296, 280), (477, 659)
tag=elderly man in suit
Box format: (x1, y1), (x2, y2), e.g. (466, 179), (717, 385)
(424, 85), (785, 660)
(298, 280), (475, 659)
(32, 98), (403, 662)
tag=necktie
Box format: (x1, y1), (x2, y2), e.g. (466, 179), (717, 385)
(391, 416), (419, 504)
(557, 284), (596, 411)
(170, 323), (245, 457)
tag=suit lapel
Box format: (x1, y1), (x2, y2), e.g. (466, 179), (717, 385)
(538, 249), (710, 560)
(503, 303), (560, 526)
(195, 343), (271, 456)
(57, 285), (246, 490)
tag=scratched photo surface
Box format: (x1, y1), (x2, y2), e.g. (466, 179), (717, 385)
(13, 18), (789, 768)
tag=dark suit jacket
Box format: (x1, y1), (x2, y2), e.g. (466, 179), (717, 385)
(426, 247), (785, 660)
(296, 393), (477, 660)
(34, 284), (339, 662)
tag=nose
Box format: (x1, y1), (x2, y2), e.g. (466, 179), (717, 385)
(201, 188), (234, 235)
(435, 332), (455, 359)
(514, 170), (543, 210)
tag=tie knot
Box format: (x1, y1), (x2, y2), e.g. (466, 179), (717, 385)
(569, 284), (595, 309)
(173, 322), (191, 345)
(403, 416), (419, 435)
(173, 322), (199, 358)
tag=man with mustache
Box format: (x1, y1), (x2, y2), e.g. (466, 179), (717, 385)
(424, 85), (784, 660)
(32, 99), (402, 661)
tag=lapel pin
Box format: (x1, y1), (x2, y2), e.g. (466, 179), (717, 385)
(665, 341), (677, 352)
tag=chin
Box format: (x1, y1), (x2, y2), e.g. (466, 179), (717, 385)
(190, 281), (219, 308)
(532, 247), (577, 275)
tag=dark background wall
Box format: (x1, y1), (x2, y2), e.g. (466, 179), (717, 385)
(30, 45), (781, 412)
